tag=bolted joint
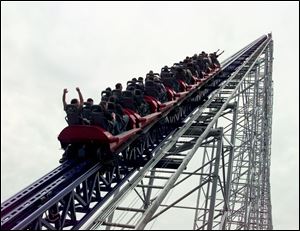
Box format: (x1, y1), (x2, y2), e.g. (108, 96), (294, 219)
(207, 128), (223, 138)
(226, 101), (237, 109)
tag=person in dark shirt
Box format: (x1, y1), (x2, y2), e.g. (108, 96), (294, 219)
(108, 96), (129, 134)
(60, 87), (84, 163)
(86, 98), (94, 106)
(115, 83), (123, 91)
(99, 101), (117, 134)
(62, 87), (84, 111)
(209, 51), (223, 68)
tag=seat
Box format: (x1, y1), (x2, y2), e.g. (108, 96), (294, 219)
(154, 80), (168, 102)
(90, 105), (111, 132)
(101, 90), (112, 102)
(134, 89), (150, 116)
(65, 104), (82, 125)
(145, 81), (160, 101)
(120, 91), (137, 111)
(161, 78), (180, 92)
(126, 85), (136, 92)
(81, 104), (92, 124)
(112, 89), (122, 103)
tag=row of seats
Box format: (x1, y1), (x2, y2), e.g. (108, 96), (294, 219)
(65, 104), (112, 132)
(101, 89), (150, 116)
(64, 51), (222, 136)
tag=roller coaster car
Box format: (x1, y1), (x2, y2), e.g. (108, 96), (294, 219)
(58, 125), (141, 158)
(58, 100), (163, 162)
(58, 97), (166, 162)
(58, 66), (220, 162)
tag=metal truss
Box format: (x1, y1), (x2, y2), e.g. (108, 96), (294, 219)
(223, 37), (274, 230)
(1, 35), (273, 230)
(194, 38), (274, 230)
(79, 35), (273, 230)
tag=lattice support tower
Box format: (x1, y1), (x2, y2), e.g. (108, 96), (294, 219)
(80, 35), (273, 230)
(1, 34), (273, 230)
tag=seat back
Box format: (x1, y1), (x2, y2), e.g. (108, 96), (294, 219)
(91, 105), (103, 112)
(120, 90), (136, 111)
(154, 80), (167, 102)
(107, 102), (116, 113)
(91, 113), (110, 131)
(136, 81), (145, 91)
(112, 89), (122, 103)
(165, 78), (180, 93)
(145, 81), (160, 100)
(108, 96), (117, 104)
(65, 104), (82, 125)
(89, 105), (110, 131)
(112, 89), (122, 97)
(134, 89), (150, 116)
(126, 85), (136, 92)
(127, 81), (136, 86)
(81, 104), (92, 122)
(134, 89), (144, 105)
(161, 67), (173, 79)
(101, 90), (112, 102)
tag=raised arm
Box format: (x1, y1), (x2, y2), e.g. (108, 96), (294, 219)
(76, 87), (84, 107)
(217, 50), (224, 57)
(62, 88), (68, 110)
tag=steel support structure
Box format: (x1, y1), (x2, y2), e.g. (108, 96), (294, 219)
(1, 35), (273, 230)
(80, 35), (273, 230)
(194, 37), (274, 230)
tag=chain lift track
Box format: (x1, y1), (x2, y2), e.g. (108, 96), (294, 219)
(1, 34), (273, 230)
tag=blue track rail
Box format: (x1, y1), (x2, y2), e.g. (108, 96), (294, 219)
(1, 35), (270, 230)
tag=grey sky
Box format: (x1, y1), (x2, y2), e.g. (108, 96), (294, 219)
(1, 1), (299, 230)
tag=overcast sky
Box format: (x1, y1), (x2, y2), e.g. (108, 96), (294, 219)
(1, 1), (299, 230)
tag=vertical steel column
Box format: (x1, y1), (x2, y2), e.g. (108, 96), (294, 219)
(243, 61), (259, 230)
(225, 38), (273, 230)
(144, 170), (156, 209)
(193, 141), (215, 230)
(220, 101), (238, 230)
(260, 38), (273, 230)
(207, 129), (223, 230)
